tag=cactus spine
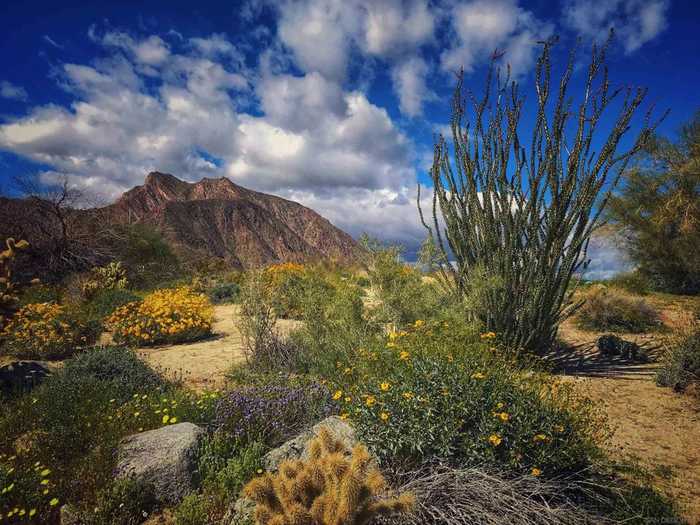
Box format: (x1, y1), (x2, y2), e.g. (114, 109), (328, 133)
(243, 427), (414, 525)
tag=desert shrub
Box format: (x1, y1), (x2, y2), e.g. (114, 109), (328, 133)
(62, 346), (166, 394)
(174, 493), (209, 525)
(575, 285), (661, 333)
(17, 282), (61, 307)
(289, 274), (380, 377)
(107, 287), (213, 346)
(605, 270), (651, 295)
(84, 287), (142, 322)
(0, 354), (218, 522)
(239, 270), (292, 371)
(108, 223), (183, 289)
(212, 381), (337, 447)
(243, 427), (414, 525)
(656, 320), (700, 392)
(208, 281), (240, 304)
(85, 478), (158, 525)
(0, 302), (98, 359)
(180, 439), (267, 523)
(362, 237), (440, 327)
(264, 262), (308, 318)
(329, 321), (605, 476)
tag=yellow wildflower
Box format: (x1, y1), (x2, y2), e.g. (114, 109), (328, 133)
(380, 382), (391, 392)
(379, 412), (390, 422)
(399, 351), (410, 361)
(488, 434), (502, 446)
(365, 396), (376, 407)
(531, 468), (542, 477)
(332, 390), (343, 400)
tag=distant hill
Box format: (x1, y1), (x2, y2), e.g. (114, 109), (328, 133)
(0, 172), (359, 272)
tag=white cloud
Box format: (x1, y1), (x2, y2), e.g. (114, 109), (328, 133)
(0, 81), (28, 102)
(390, 57), (434, 117)
(362, 0), (435, 57)
(562, 0), (669, 53)
(274, 0), (436, 115)
(441, 0), (552, 76)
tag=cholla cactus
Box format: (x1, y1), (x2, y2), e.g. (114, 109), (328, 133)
(243, 427), (414, 525)
(81, 261), (128, 298)
(0, 237), (30, 325)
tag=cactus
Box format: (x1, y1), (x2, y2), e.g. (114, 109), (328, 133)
(81, 261), (129, 298)
(0, 237), (30, 326)
(243, 427), (414, 525)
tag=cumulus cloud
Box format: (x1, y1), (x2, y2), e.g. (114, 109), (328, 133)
(441, 0), (553, 76)
(0, 29), (419, 251)
(390, 57), (435, 117)
(562, 0), (669, 53)
(0, 81), (28, 102)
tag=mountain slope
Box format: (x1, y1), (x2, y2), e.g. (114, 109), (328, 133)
(104, 172), (358, 268)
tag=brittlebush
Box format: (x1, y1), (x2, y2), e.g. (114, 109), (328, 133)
(1, 302), (93, 359)
(107, 287), (213, 346)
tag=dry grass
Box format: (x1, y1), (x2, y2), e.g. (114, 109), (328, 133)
(379, 465), (613, 525)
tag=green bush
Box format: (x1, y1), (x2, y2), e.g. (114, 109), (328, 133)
(61, 346), (166, 395)
(86, 478), (158, 525)
(18, 282), (61, 306)
(174, 493), (209, 525)
(362, 236), (440, 327)
(84, 288), (142, 322)
(0, 348), (218, 522)
(329, 321), (606, 476)
(288, 273), (380, 377)
(656, 321), (700, 392)
(575, 285), (661, 333)
(606, 270), (651, 295)
(208, 281), (240, 304)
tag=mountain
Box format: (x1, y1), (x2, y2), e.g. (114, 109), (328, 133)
(103, 172), (359, 268)
(0, 172), (359, 273)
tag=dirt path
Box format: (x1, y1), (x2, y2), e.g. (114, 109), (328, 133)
(557, 315), (700, 523)
(137, 304), (298, 390)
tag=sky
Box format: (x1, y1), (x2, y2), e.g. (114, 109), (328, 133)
(0, 0), (699, 275)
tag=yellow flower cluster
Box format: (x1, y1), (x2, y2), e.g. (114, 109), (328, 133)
(107, 287), (213, 346)
(1, 302), (88, 358)
(264, 262), (305, 284)
(0, 455), (59, 522)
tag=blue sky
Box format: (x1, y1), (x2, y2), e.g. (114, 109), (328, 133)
(0, 0), (698, 269)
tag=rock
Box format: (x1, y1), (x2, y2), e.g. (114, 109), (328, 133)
(0, 361), (51, 396)
(223, 417), (357, 525)
(262, 416), (357, 471)
(597, 334), (643, 361)
(114, 422), (204, 504)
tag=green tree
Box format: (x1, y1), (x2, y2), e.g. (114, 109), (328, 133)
(608, 112), (700, 294)
(420, 34), (660, 354)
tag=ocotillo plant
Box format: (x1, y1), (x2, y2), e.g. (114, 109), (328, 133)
(419, 33), (663, 354)
(243, 427), (414, 525)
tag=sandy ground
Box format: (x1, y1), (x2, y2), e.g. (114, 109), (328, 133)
(556, 306), (700, 524)
(136, 304), (299, 390)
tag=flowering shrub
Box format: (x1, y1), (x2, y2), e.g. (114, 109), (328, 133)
(263, 262), (307, 318)
(329, 320), (606, 477)
(106, 287), (213, 346)
(0, 347), (220, 523)
(1, 302), (97, 359)
(213, 382), (337, 447)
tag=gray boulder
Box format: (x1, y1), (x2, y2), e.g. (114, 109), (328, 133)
(224, 416), (357, 525)
(0, 361), (50, 396)
(263, 415), (357, 471)
(114, 422), (204, 504)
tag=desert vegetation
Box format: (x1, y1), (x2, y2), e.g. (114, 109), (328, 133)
(1, 34), (699, 525)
